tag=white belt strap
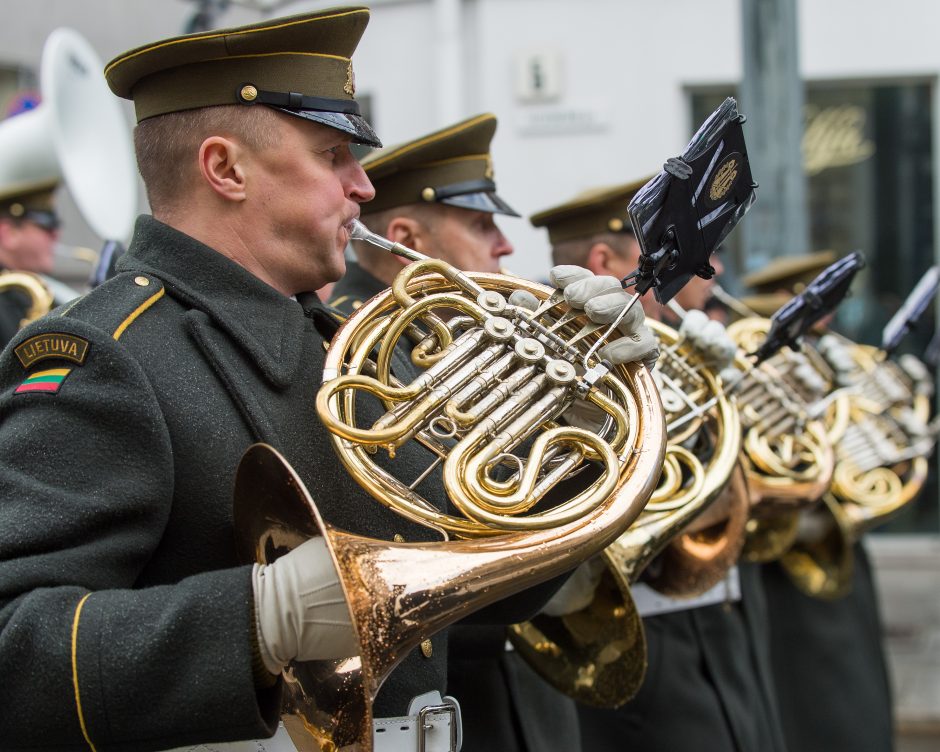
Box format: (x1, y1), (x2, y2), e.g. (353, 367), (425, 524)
(164, 691), (463, 752)
(632, 565), (742, 617)
(373, 691), (463, 752)
(163, 722), (297, 751)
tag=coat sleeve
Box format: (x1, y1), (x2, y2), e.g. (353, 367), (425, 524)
(0, 316), (279, 751)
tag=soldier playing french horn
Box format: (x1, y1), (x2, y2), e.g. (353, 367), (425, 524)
(331, 113), (585, 752)
(735, 253), (901, 752)
(0, 8), (664, 752)
(529, 178), (789, 752)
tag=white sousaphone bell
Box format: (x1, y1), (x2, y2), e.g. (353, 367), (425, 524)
(0, 27), (137, 244)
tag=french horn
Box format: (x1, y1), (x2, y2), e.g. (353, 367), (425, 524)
(723, 316), (841, 562)
(0, 270), (55, 328)
(234, 221), (667, 751)
(508, 315), (747, 708)
(780, 336), (936, 598)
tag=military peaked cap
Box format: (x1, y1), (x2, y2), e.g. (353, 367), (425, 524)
(742, 250), (838, 293)
(104, 6), (380, 147)
(740, 250), (839, 317)
(0, 181), (60, 232)
(361, 113), (517, 216)
(529, 176), (652, 246)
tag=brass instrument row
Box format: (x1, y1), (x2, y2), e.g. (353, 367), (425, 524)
(237, 220), (933, 751)
(513, 293), (936, 709)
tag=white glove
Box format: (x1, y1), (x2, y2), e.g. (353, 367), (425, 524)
(816, 334), (857, 381)
(252, 537), (358, 675)
(791, 358), (827, 399)
(898, 354), (933, 397)
(549, 265), (660, 370)
(540, 556), (608, 617)
(679, 309), (738, 371)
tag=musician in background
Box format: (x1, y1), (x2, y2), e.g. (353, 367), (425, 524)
(530, 179), (788, 752)
(332, 113), (513, 319)
(334, 112), (583, 752)
(0, 181), (60, 347)
(542, 177), (723, 320)
(739, 253), (894, 752)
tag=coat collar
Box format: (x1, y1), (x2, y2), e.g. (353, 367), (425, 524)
(330, 260), (388, 309)
(117, 215), (314, 387)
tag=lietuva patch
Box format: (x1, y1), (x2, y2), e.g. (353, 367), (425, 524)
(14, 333), (90, 369)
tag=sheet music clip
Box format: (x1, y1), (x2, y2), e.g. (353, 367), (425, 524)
(623, 97), (757, 304)
(751, 251), (866, 363)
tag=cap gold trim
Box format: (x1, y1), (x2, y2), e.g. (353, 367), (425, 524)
(240, 84), (258, 101)
(421, 187), (436, 202)
(362, 114), (495, 172)
(608, 218), (624, 232)
(104, 8), (366, 77)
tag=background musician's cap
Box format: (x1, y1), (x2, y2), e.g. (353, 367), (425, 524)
(740, 250), (839, 317)
(529, 176), (652, 246)
(104, 6), (381, 147)
(360, 113), (518, 216)
(0, 180), (60, 232)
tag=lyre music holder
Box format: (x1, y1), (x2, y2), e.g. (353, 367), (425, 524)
(751, 251), (866, 363)
(881, 265), (940, 355)
(623, 97), (758, 304)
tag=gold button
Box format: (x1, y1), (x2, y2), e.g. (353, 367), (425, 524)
(608, 217), (624, 232)
(421, 187), (436, 202)
(9, 202), (24, 217)
(420, 639), (433, 658)
(240, 84), (258, 102)
(393, 534), (405, 543)
(134, 276), (150, 287)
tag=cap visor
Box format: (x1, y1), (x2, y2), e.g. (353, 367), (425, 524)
(274, 107), (382, 148)
(440, 191), (520, 217)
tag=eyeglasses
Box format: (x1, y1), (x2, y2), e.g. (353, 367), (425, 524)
(20, 210), (61, 233)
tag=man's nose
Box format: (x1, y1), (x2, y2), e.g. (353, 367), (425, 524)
(347, 162), (375, 203)
(493, 228), (513, 257)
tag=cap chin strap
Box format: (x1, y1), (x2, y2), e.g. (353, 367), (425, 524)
(236, 84), (362, 115)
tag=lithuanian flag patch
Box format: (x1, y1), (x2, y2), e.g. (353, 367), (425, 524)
(15, 367), (72, 395)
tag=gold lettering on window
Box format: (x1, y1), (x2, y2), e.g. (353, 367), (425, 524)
(803, 104), (875, 176)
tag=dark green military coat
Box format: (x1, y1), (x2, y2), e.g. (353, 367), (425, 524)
(0, 218), (551, 751)
(578, 563), (788, 752)
(762, 543), (893, 752)
(332, 262), (582, 752)
(330, 259), (385, 319)
(0, 285), (29, 351)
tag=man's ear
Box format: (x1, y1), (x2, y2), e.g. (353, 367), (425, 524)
(385, 216), (424, 263)
(198, 136), (247, 202)
(585, 241), (618, 276)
